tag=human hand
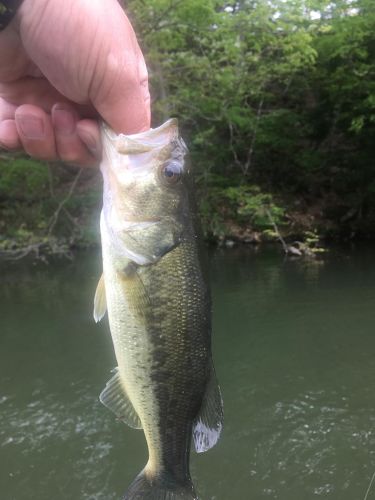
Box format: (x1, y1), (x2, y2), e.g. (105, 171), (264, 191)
(0, 0), (150, 166)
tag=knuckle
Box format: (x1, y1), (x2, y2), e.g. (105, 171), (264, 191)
(59, 150), (82, 164)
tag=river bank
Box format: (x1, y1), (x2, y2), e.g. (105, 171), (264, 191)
(0, 155), (373, 261)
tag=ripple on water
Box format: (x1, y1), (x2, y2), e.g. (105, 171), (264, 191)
(241, 389), (375, 499)
(0, 380), (128, 500)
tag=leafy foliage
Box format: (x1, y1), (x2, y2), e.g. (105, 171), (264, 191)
(126, 0), (375, 239)
(0, 157), (49, 201)
(1, 0), (375, 256)
(0, 156), (101, 255)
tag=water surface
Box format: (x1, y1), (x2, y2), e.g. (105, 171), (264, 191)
(1, 247), (375, 499)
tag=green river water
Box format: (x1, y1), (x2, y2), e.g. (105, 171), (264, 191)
(1, 247), (375, 500)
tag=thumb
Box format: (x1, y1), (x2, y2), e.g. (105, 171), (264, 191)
(94, 54), (150, 135)
(89, 9), (151, 135)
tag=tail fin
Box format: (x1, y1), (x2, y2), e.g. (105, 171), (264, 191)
(123, 469), (198, 500)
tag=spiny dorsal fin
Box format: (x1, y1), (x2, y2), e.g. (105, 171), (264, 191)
(100, 368), (142, 429)
(93, 273), (107, 323)
(193, 361), (223, 453)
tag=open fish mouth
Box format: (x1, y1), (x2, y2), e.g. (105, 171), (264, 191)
(102, 118), (180, 155)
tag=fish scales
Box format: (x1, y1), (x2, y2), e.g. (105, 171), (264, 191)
(95, 119), (223, 500)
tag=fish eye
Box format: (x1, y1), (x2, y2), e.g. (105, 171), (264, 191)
(159, 161), (183, 185)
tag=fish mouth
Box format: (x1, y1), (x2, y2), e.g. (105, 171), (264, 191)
(119, 217), (162, 231)
(102, 118), (179, 155)
(123, 216), (161, 223)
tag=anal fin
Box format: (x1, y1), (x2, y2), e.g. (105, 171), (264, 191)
(100, 368), (142, 429)
(193, 361), (223, 453)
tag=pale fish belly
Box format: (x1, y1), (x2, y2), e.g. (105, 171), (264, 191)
(102, 253), (166, 468)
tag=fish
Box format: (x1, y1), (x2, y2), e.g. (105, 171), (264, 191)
(94, 118), (223, 500)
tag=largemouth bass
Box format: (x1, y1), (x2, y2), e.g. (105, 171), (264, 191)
(94, 119), (223, 500)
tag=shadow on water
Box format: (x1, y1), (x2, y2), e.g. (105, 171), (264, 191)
(1, 246), (375, 499)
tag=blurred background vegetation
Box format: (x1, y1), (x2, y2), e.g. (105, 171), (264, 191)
(1, 0), (374, 257)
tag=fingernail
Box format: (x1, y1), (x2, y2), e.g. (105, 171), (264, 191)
(53, 108), (75, 136)
(79, 130), (99, 157)
(17, 115), (45, 139)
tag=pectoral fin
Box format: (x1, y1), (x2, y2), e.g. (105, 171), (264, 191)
(100, 368), (142, 429)
(93, 273), (107, 323)
(119, 264), (152, 313)
(193, 362), (224, 453)
(122, 219), (182, 265)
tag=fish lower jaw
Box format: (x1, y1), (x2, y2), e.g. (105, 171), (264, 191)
(108, 217), (161, 232)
